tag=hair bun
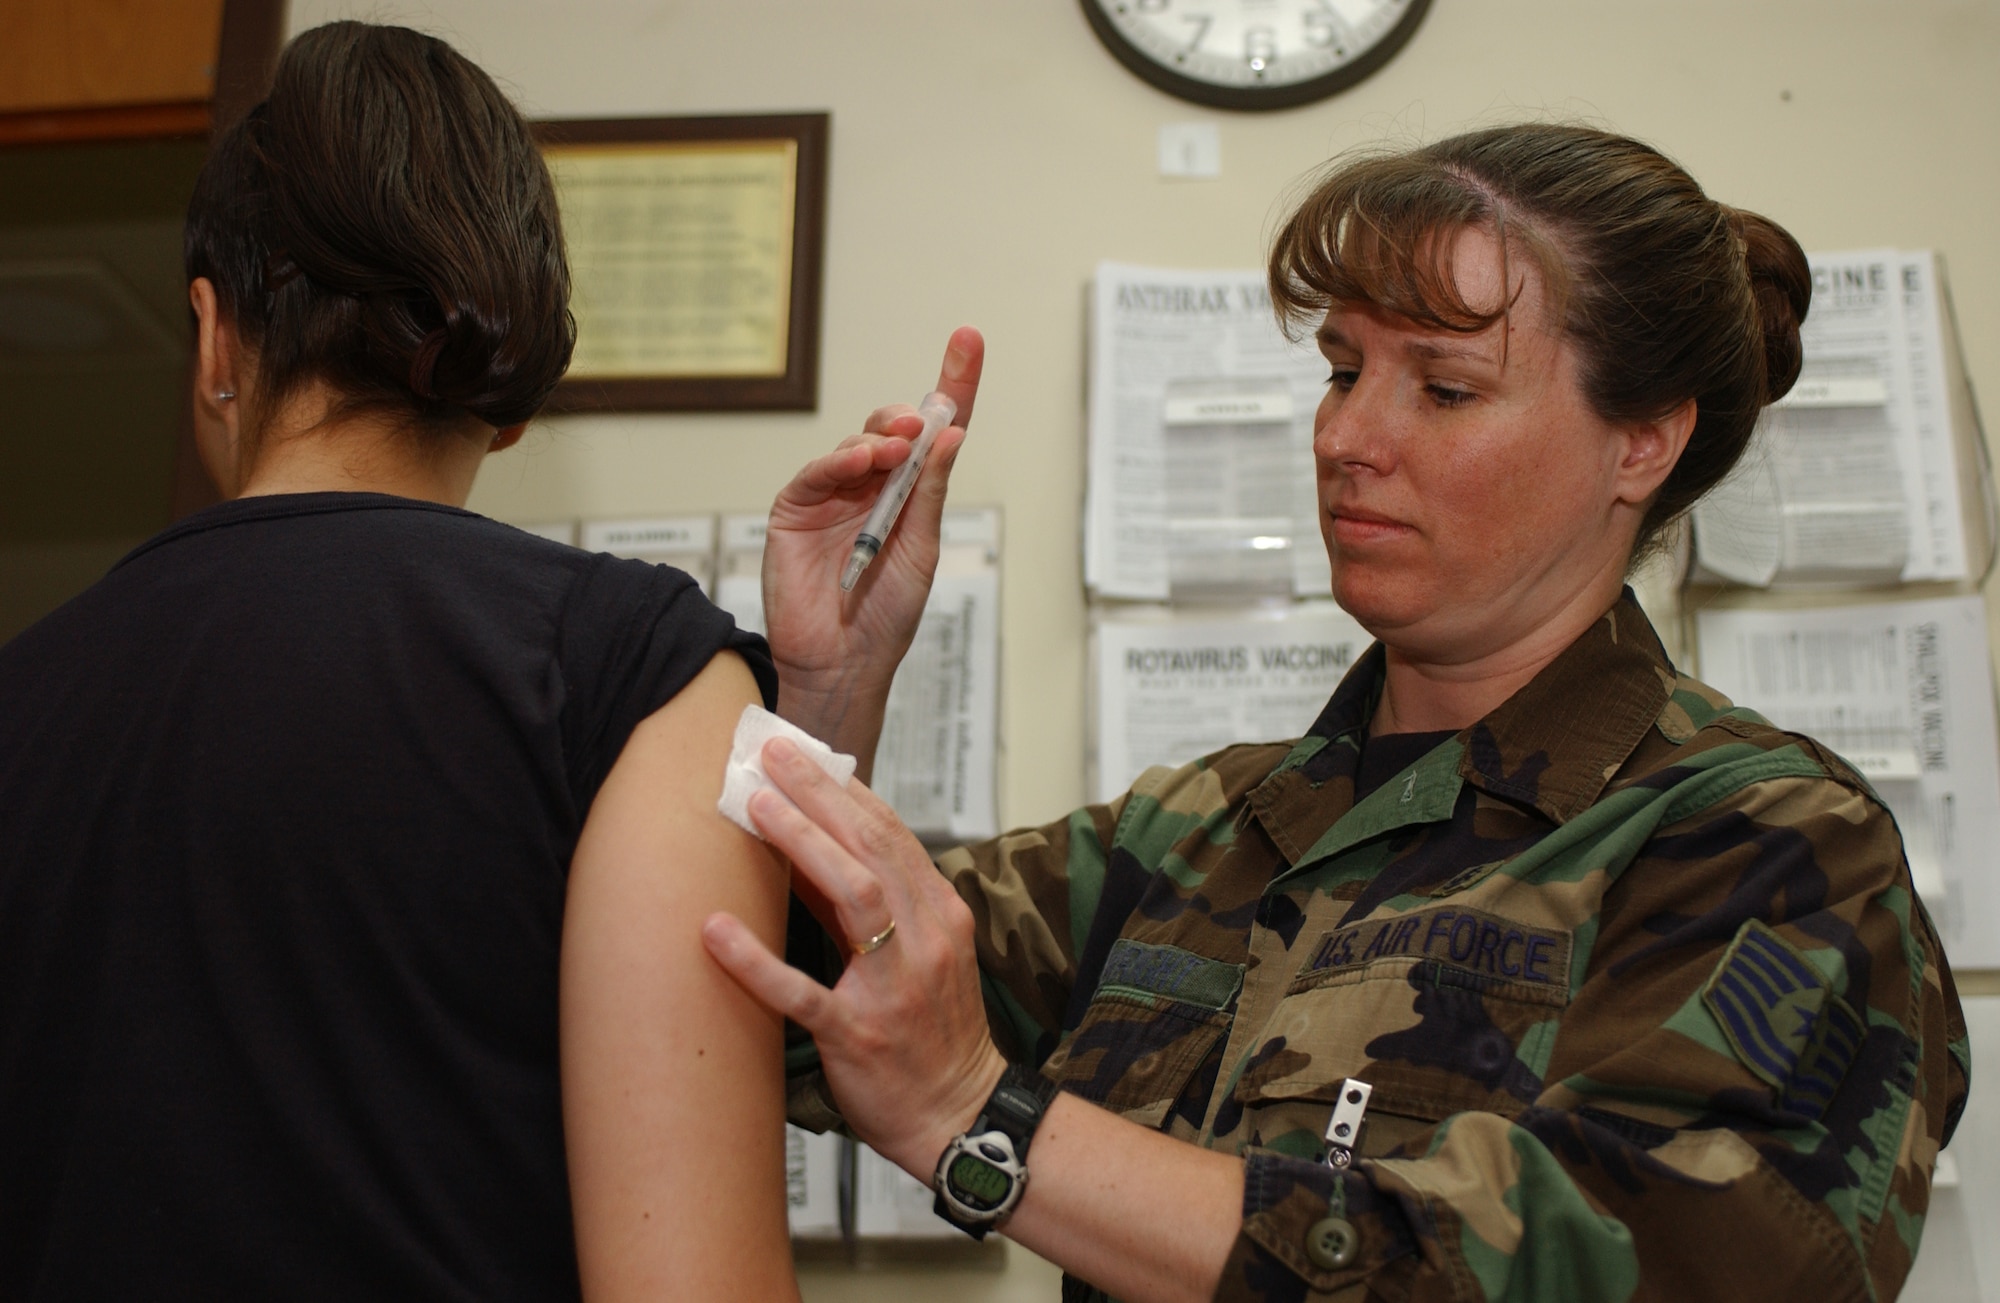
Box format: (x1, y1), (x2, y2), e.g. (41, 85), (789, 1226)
(186, 22), (574, 434)
(1728, 207), (1811, 404)
(368, 285), (558, 428)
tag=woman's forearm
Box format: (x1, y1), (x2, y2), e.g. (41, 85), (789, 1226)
(773, 669), (889, 782)
(998, 1094), (1243, 1303)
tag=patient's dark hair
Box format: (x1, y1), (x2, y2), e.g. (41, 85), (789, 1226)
(1269, 123), (1811, 555)
(185, 21), (573, 438)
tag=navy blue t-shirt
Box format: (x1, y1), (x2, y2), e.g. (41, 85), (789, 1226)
(0, 493), (775, 1302)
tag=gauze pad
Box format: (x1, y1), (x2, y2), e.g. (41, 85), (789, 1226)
(717, 705), (857, 838)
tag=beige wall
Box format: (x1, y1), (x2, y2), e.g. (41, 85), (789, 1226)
(281, 1), (2000, 1292)
(288, 0), (2000, 838)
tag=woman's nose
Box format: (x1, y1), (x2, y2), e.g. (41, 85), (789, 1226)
(1314, 376), (1394, 473)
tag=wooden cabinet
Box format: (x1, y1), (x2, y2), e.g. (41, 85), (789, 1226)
(0, 0), (228, 113)
(0, 0), (228, 142)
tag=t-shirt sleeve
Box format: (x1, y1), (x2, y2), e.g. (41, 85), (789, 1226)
(555, 552), (777, 818)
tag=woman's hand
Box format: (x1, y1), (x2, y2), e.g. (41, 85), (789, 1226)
(763, 328), (984, 771)
(700, 737), (1006, 1180)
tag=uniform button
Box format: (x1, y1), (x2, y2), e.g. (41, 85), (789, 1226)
(1305, 1215), (1358, 1270)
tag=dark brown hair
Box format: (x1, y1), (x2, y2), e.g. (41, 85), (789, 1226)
(1269, 123), (1811, 554)
(185, 21), (574, 439)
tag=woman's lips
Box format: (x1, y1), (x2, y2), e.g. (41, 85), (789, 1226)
(1327, 506), (1414, 546)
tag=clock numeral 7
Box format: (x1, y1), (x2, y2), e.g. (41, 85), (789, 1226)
(1180, 13), (1212, 53)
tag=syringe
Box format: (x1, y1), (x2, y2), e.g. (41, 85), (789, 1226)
(838, 391), (957, 591)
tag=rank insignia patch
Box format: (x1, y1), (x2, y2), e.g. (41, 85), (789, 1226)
(1702, 919), (1859, 1116)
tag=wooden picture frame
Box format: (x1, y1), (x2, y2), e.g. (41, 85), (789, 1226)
(534, 113), (829, 413)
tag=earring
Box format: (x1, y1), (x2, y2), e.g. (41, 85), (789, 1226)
(217, 390), (236, 401)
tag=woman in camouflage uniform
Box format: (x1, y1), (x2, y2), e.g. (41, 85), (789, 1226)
(710, 124), (1969, 1302)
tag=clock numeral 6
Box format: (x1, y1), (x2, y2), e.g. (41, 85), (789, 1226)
(1303, 3), (1342, 49)
(1135, 0), (1170, 11)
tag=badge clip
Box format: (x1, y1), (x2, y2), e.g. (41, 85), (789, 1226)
(1322, 1077), (1372, 1169)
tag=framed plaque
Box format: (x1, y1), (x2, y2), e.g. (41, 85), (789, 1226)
(535, 113), (828, 412)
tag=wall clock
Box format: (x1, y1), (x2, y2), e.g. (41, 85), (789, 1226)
(1080, 0), (1431, 111)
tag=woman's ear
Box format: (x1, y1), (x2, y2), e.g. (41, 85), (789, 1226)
(1614, 399), (1697, 506)
(189, 278), (248, 496)
(488, 423), (527, 453)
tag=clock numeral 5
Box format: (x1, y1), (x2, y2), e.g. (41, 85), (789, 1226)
(1303, 3), (1344, 49)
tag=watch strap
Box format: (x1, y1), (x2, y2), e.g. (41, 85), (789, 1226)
(980, 1063), (1059, 1157)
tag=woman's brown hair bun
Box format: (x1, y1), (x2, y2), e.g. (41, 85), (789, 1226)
(186, 21), (574, 437)
(1728, 207), (1811, 405)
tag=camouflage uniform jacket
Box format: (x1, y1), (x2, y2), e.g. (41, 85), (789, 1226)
(788, 594), (1969, 1301)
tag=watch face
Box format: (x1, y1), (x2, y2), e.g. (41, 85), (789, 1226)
(947, 1152), (1014, 1211)
(1082, 0), (1431, 111)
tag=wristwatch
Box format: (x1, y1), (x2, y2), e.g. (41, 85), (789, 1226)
(931, 1065), (1059, 1238)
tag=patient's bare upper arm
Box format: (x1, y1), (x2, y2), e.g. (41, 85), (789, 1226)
(559, 652), (798, 1302)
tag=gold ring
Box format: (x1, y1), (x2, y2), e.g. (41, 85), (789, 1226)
(853, 920), (897, 956)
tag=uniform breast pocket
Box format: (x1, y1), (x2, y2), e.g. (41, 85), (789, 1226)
(1229, 908), (1573, 1148)
(1044, 938), (1243, 1130)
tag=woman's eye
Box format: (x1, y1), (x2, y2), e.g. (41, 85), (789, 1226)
(1326, 367), (1359, 391)
(1427, 383), (1475, 408)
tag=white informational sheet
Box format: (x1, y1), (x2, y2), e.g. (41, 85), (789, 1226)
(784, 1125), (842, 1239)
(1695, 596), (2000, 968)
(581, 514), (719, 592)
(853, 1144), (957, 1239)
(1898, 251), (1970, 582)
(1086, 263), (1331, 601)
(1691, 249), (1968, 586)
(712, 513), (768, 636)
(871, 510), (1002, 841)
(1091, 602), (1372, 804)
(710, 508), (1002, 842)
